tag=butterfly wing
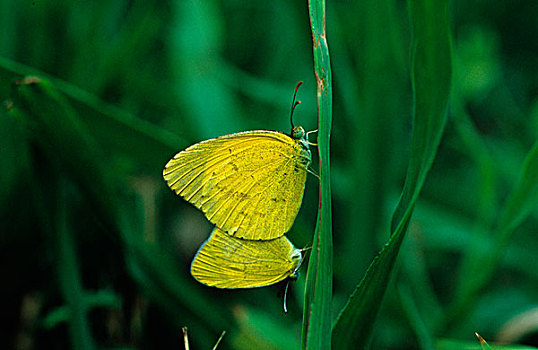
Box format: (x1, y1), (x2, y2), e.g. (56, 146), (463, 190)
(163, 131), (311, 240)
(191, 227), (302, 288)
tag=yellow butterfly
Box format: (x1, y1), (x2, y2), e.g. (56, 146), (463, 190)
(163, 83), (314, 240)
(190, 227), (303, 289)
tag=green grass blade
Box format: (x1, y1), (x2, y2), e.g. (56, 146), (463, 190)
(10, 74), (234, 344)
(0, 103), (31, 212)
(12, 77), (119, 227)
(437, 338), (537, 350)
(122, 227), (233, 333)
(398, 285), (435, 350)
(56, 183), (97, 350)
(331, 0), (452, 348)
(302, 0), (333, 348)
(331, 0), (408, 292)
(497, 140), (538, 246)
(42, 290), (122, 329)
(0, 55), (184, 172)
(446, 139), (538, 328)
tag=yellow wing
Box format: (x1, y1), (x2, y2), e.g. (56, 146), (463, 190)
(191, 227), (302, 288)
(163, 130), (311, 240)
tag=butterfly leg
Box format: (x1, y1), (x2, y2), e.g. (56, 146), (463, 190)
(306, 129), (319, 146)
(307, 167), (320, 180)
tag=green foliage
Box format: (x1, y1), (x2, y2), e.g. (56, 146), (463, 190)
(302, 0), (333, 349)
(2, 0), (538, 349)
(438, 335), (537, 350)
(332, 0), (452, 347)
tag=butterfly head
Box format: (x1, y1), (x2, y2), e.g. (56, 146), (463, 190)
(291, 126), (306, 141)
(283, 245), (304, 314)
(289, 247), (305, 279)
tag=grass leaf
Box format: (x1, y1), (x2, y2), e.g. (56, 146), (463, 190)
(331, 0), (452, 347)
(56, 182), (97, 350)
(0, 55), (184, 172)
(302, 0), (334, 348)
(447, 139), (538, 327)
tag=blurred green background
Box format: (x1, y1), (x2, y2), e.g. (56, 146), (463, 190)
(1, 0), (538, 349)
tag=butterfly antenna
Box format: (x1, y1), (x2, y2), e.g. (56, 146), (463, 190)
(212, 331), (226, 350)
(283, 280), (291, 314)
(182, 327), (190, 350)
(290, 81), (303, 128)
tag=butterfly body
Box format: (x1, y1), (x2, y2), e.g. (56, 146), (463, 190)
(191, 227), (302, 288)
(163, 128), (311, 240)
